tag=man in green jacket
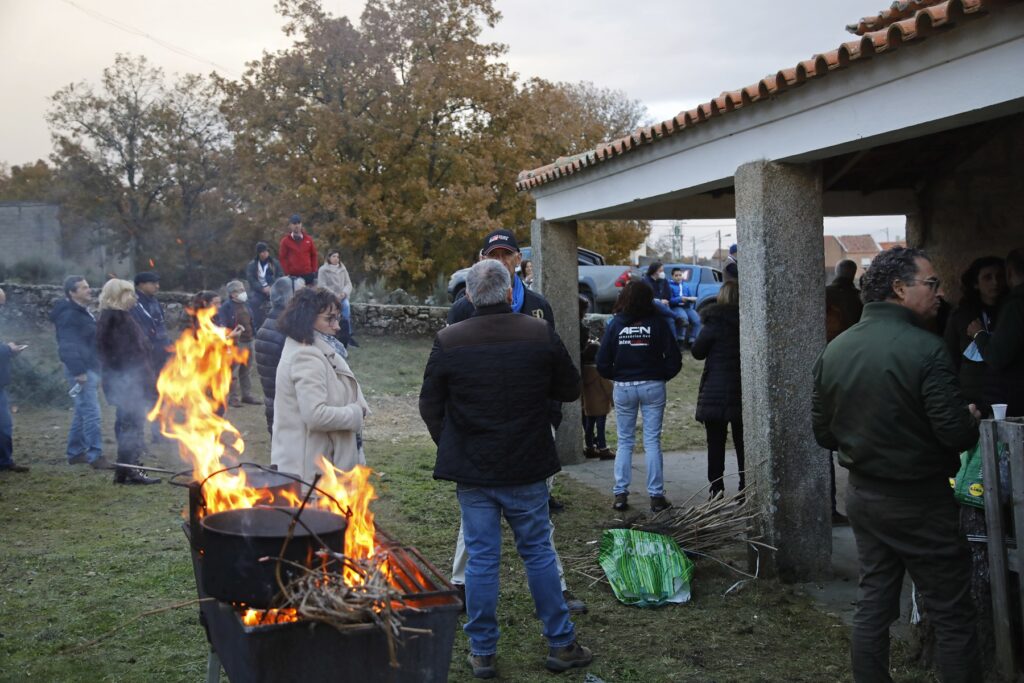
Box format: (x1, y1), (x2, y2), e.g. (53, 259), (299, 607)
(812, 247), (981, 683)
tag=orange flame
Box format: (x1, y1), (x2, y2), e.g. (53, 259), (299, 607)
(148, 258), (155, 267)
(151, 306), (383, 587)
(241, 607), (299, 626)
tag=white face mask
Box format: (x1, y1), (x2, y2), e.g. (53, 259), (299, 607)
(657, 272), (666, 280)
(235, 292), (248, 303)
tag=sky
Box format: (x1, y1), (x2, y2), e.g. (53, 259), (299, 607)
(0, 0), (905, 251)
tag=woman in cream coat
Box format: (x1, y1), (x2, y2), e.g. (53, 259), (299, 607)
(271, 288), (369, 481)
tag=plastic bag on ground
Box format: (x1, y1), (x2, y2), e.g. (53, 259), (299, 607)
(598, 529), (694, 607)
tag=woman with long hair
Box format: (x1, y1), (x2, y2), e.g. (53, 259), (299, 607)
(270, 288), (369, 481)
(596, 280), (682, 512)
(317, 248), (357, 347)
(944, 256), (1006, 410)
(691, 280), (744, 498)
(95, 279), (160, 485)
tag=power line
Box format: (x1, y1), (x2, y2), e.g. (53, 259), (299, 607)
(57, 0), (241, 76)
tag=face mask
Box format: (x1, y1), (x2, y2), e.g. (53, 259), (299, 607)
(235, 292), (248, 303)
(657, 272), (666, 280)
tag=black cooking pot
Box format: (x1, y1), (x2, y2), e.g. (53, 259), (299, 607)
(200, 506), (347, 607)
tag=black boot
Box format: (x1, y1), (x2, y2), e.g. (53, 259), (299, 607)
(113, 466), (161, 485)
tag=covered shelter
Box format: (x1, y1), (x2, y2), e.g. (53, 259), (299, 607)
(519, 0), (1024, 582)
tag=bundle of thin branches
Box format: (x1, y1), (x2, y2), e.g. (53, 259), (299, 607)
(564, 485), (772, 587)
(272, 552), (429, 668)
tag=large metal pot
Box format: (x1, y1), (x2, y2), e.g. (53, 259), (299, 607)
(200, 506), (346, 607)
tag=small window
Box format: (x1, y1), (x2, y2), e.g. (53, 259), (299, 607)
(860, 257), (871, 267)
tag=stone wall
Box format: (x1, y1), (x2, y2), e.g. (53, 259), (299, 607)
(0, 283), (449, 338)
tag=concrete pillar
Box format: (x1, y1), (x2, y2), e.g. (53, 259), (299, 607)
(531, 218), (584, 466)
(734, 160), (830, 582)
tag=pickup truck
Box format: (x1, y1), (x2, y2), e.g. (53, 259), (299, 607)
(446, 245), (632, 313)
(633, 263), (725, 312)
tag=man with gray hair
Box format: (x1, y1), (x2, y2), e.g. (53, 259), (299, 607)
(218, 280), (258, 408)
(420, 259), (591, 677)
(254, 277), (305, 433)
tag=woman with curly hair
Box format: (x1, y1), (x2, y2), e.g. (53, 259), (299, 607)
(96, 279), (160, 485)
(270, 288), (370, 480)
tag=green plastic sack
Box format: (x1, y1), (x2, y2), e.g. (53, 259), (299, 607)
(598, 529), (694, 607)
(952, 442), (985, 508)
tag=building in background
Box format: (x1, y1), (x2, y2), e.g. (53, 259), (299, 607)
(823, 234), (880, 280)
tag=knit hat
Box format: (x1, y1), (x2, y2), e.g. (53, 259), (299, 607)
(134, 272), (159, 285)
(255, 241), (269, 258)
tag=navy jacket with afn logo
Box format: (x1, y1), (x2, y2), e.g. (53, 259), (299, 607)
(596, 313), (682, 383)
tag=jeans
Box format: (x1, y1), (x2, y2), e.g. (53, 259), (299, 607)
(457, 481), (575, 656)
(613, 380), (666, 497)
(846, 484), (979, 683)
(583, 415), (607, 449)
(64, 368), (103, 463)
(653, 300), (688, 341)
(704, 418), (745, 494)
(674, 305), (701, 342)
(229, 341), (255, 401)
(0, 388), (13, 469)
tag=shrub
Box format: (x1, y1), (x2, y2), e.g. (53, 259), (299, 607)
(9, 258), (61, 284)
(350, 276), (391, 304)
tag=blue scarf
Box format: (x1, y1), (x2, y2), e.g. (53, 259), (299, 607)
(511, 275), (525, 313)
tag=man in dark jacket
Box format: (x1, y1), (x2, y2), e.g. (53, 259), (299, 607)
(50, 276), (110, 469)
(245, 241), (282, 332)
(0, 288), (29, 472)
(813, 247), (981, 683)
(132, 271), (171, 443)
(254, 277), (304, 433)
(824, 259), (864, 524)
(419, 259), (590, 677)
(971, 246), (1024, 416)
(445, 229), (586, 614)
(219, 280), (259, 408)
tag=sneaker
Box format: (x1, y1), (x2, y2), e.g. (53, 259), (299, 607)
(68, 453), (89, 465)
(596, 448), (615, 460)
(90, 456), (116, 470)
(650, 496), (672, 513)
(545, 640), (593, 673)
(113, 468), (161, 485)
(0, 464), (29, 473)
(832, 511), (850, 526)
(562, 590), (588, 615)
(466, 653), (496, 679)
(241, 396), (261, 405)
(612, 493), (628, 511)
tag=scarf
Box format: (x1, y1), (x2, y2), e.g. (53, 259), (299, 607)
(511, 275), (525, 313)
(316, 330), (348, 359)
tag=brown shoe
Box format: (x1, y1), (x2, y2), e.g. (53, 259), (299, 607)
(583, 446), (599, 459)
(545, 640), (593, 673)
(597, 447), (615, 460)
(650, 496), (672, 513)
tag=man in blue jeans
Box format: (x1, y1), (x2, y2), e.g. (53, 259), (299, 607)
(420, 259), (590, 678)
(50, 276), (111, 470)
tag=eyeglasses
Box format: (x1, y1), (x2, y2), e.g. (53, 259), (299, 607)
(318, 314), (340, 323)
(905, 277), (941, 292)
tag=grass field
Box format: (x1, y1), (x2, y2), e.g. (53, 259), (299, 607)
(0, 332), (934, 682)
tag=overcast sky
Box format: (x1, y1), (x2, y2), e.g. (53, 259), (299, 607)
(0, 0), (904, 247)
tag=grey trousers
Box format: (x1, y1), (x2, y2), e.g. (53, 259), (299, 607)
(846, 483), (979, 683)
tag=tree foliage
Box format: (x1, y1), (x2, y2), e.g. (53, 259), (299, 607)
(37, 1), (650, 294)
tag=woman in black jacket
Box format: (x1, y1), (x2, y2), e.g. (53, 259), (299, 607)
(943, 256), (1006, 410)
(691, 281), (743, 497)
(96, 279), (159, 485)
(597, 280), (682, 513)
(254, 277), (304, 433)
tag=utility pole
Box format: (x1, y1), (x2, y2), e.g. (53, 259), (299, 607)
(692, 236), (697, 265)
(671, 221), (682, 261)
(717, 230), (723, 270)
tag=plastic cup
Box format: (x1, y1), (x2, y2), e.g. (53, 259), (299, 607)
(992, 403), (1008, 421)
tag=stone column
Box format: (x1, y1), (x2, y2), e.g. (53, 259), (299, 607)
(531, 218), (584, 466)
(734, 160), (830, 582)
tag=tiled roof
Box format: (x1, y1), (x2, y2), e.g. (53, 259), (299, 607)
(516, 0), (1005, 192)
(879, 240), (907, 250)
(836, 234), (881, 253)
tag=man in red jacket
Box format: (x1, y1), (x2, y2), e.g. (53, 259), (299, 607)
(278, 214), (318, 285)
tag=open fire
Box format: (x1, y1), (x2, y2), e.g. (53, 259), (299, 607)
(152, 306), (381, 595)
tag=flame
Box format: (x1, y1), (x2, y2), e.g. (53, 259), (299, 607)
(241, 607), (299, 626)
(148, 258), (155, 267)
(152, 306), (384, 588)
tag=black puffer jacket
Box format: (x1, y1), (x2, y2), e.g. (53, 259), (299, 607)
(691, 303), (741, 423)
(254, 306), (286, 432)
(420, 303), (581, 487)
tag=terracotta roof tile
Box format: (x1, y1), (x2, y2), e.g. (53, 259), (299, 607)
(516, 0), (1014, 192)
(836, 234), (881, 253)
